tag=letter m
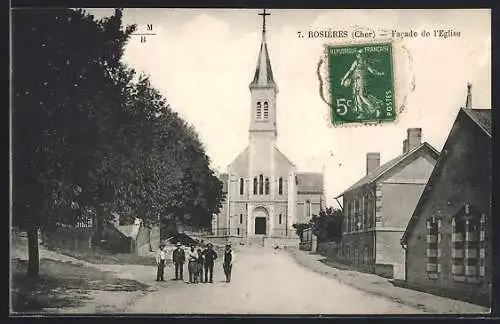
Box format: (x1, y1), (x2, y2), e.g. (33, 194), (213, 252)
(147, 24), (153, 31)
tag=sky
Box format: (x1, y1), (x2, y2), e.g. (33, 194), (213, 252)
(89, 8), (491, 207)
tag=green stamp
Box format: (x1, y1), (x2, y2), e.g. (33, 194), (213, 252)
(328, 43), (395, 125)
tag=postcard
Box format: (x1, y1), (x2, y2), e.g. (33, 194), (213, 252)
(10, 8), (491, 315)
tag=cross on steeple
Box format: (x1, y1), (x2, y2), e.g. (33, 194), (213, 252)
(258, 9), (271, 33)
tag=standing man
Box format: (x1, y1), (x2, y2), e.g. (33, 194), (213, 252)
(223, 244), (235, 283)
(187, 246), (198, 284)
(203, 243), (217, 283)
(172, 242), (185, 281)
(156, 243), (166, 281)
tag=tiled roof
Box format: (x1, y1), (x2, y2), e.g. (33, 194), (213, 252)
(296, 172), (323, 193)
(463, 108), (492, 137)
(336, 142), (439, 197)
(401, 108), (491, 244)
(249, 39), (276, 88)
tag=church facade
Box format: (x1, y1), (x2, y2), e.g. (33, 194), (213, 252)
(212, 13), (324, 239)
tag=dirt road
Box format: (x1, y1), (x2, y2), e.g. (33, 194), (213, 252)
(124, 245), (425, 314)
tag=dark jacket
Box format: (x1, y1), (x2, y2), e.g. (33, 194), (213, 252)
(223, 249), (233, 264)
(172, 248), (185, 264)
(203, 249), (218, 264)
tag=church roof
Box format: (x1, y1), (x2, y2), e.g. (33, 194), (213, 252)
(336, 142), (439, 198)
(296, 172), (323, 193)
(249, 32), (277, 89)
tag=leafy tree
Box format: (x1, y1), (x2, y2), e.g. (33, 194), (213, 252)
(12, 8), (225, 281)
(292, 223), (311, 241)
(310, 207), (344, 242)
(12, 8), (136, 279)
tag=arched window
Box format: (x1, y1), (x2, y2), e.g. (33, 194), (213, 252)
(278, 177), (283, 195)
(265, 178), (270, 195)
(239, 178), (244, 195)
(263, 101), (269, 119)
(253, 177), (257, 195)
(259, 174), (264, 195)
(306, 200), (311, 219)
(256, 102), (262, 119)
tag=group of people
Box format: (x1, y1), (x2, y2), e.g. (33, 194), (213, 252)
(156, 241), (235, 284)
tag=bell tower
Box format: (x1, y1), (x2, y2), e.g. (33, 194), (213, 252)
(249, 9), (278, 141)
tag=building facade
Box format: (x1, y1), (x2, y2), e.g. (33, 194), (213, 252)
(212, 14), (324, 240)
(401, 106), (491, 306)
(336, 128), (439, 279)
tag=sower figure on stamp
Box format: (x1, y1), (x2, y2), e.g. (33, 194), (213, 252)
(223, 244), (235, 283)
(172, 242), (185, 280)
(187, 246), (198, 283)
(340, 49), (385, 118)
(203, 243), (217, 283)
(155, 243), (166, 282)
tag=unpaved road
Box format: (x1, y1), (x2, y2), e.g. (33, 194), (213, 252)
(124, 245), (425, 314)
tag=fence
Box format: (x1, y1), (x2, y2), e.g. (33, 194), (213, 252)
(211, 227), (296, 238)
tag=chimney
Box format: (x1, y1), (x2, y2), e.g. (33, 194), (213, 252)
(403, 139), (408, 154)
(366, 152), (380, 175)
(407, 128), (422, 152)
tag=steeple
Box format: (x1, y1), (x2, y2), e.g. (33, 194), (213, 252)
(249, 9), (277, 90)
(248, 9), (278, 138)
(465, 82), (472, 108)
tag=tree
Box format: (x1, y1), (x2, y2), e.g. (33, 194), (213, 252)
(310, 207), (344, 242)
(292, 223), (311, 241)
(12, 8), (136, 279)
(12, 8), (225, 281)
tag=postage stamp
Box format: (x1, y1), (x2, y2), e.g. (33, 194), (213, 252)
(328, 42), (395, 126)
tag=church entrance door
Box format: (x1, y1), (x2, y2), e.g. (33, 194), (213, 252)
(255, 217), (266, 235)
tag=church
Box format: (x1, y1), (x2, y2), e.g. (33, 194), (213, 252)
(212, 10), (324, 241)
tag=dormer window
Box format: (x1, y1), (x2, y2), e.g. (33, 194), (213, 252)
(256, 102), (262, 119)
(263, 101), (269, 119)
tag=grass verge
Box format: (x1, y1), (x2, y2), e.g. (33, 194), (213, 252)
(11, 257), (150, 314)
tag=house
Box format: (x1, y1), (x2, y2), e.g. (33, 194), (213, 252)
(335, 128), (439, 279)
(110, 214), (160, 255)
(400, 104), (491, 306)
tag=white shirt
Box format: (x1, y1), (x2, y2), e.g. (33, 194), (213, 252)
(156, 249), (166, 264)
(188, 250), (198, 261)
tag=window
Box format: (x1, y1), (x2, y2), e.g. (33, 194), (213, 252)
(239, 178), (244, 195)
(259, 174), (264, 195)
(346, 202), (352, 232)
(237, 228), (240, 235)
(363, 195), (369, 227)
(426, 216), (441, 279)
(452, 205), (485, 283)
(253, 177), (257, 195)
(265, 178), (270, 195)
(278, 177), (283, 195)
(256, 102), (262, 119)
(240, 214), (243, 224)
(263, 101), (269, 119)
(354, 198), (360, 230)
(306, 200), (311, 219)
(279, 214), (282, 224)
